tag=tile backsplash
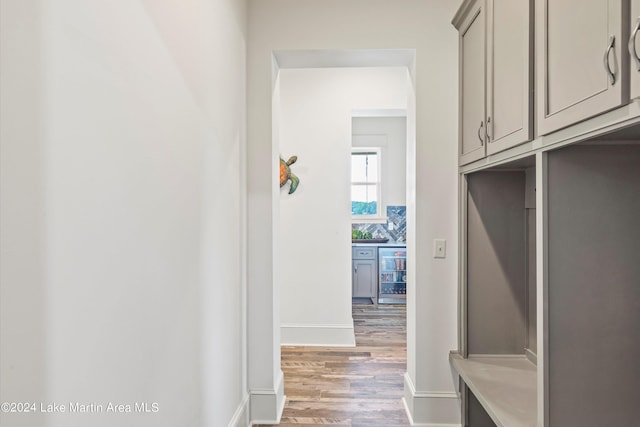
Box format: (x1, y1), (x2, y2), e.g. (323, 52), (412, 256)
(352, 205), (406, 243)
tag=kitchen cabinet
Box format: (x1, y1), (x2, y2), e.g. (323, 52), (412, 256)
(629, 0), (640, 99)
(352, 247), (376, 301)
(536, 0), (627, 135)
(454, 0), (532, 166)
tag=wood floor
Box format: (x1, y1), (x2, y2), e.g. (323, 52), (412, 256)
(256, 303), (410, 427)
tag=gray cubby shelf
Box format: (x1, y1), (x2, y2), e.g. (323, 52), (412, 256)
(450, 353), (536, 427)
(466, 167), (536, 357)
(455, 142), (640, 426)
(544, 143), (640, 426)
(458, 161), (537, 426)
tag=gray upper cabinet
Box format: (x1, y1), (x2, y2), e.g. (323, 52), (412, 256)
(457, 0), (486, 166)
(486, 0), (533, 155)
(454, 0), (532, 166)
(629, 0), (640, 99)
(536, 0), (627, 135)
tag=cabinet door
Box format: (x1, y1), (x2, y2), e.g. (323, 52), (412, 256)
(629, 0), (640, 99)
(353, 260), (375, 298)
(459, 1), (487, 166)
(537, 0), (626, 136)
(486, 0), (532, 155)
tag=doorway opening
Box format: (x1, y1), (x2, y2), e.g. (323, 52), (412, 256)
(270, 49), (416, 424)
(275, 61), (414, 346)
(351, 114), (407, 305)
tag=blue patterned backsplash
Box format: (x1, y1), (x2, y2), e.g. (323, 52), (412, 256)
(352, 205), (406, 243)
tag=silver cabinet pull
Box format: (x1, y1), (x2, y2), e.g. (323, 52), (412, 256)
(477, 120), (484, 146)
(486, 116), (492, 142)
(355, 265), (358, 273)
(629, 18), (640, 71)
(604, 35), (616, 85)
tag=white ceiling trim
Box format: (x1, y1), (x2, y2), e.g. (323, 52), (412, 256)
(272, 48), (415, 69)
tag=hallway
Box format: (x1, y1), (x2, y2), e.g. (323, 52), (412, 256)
(257, 304), (410, 427)
(0, 2), (462, 425)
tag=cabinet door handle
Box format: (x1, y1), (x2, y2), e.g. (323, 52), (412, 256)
(355, 265), (358, 273)
(486, 116), (492, 142)
(629, 18), (640, 71)
(604, 35), (617, 85)
(477, 120), (484, 146)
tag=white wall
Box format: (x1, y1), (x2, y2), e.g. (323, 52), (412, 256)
(248, 1), (461, 425)
(0, 2), (47, 426)
(0, 1), (249, 426)
(277, 68), (408, 346)
(352, 116), (407, 210)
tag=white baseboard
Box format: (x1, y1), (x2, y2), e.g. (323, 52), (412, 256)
(280, 322), (355, 347)
(250, 370), (286, 425)
(403, 373), (461, 427)
(228, 395), (250, 427)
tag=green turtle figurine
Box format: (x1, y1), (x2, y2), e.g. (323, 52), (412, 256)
(279, 155), (299, 194)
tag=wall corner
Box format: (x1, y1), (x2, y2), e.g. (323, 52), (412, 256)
(403, 373), (461, 427)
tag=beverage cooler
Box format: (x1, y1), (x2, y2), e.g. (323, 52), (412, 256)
(378, 247), (406, 304)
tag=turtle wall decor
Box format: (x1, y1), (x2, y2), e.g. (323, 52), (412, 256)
(279, 155), (300, 194)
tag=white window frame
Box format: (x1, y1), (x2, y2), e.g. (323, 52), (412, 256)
(351, 147), (384, 222)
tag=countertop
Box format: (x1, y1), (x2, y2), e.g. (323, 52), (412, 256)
(352, 241), (406, 247)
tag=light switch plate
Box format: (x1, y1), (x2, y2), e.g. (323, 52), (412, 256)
(433, 239), (446, 258)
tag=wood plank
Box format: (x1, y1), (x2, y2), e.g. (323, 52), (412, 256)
(255, 304), (409, 426)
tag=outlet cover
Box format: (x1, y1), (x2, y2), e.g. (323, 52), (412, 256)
(433, 239), (446, 258)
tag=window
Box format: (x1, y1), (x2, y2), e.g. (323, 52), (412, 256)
(351, 148), (382, 219)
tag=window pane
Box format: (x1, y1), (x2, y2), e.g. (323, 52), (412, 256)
(351, 152), (378, 183)
(351, 184), (378, 216)
(351, 154), (368, 182)
(365, 154), (378, 181)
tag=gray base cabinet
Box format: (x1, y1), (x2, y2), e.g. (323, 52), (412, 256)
(352, 247), (376, 300)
